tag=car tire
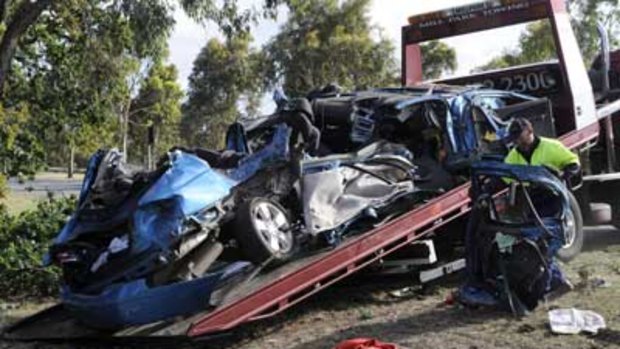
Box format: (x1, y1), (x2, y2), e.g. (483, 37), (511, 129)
(556, 191), (584, 263)
(233, 197), (295, 265)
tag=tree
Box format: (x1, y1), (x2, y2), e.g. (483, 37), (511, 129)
(477, 0), (620, 72)
(0, 0), (257, 98)
(262, 0), (398, 96)
(421, 41), (457, 80)
(0, 0), (282, 175)
(5, 0), (178, 175)
(181, 35), (263, 149)
(0, 0), (54, 98)
(0, 103), (44, 176)
(129, 60), (183, 166)
(570, 0), (620, 63)
(474, 21), (557, 72)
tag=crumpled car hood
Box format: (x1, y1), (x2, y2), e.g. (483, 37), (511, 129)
(301, 142), (416, 236)
(302, 164), (414, 235)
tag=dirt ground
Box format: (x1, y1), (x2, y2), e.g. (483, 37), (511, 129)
(2, 227), (620, 349)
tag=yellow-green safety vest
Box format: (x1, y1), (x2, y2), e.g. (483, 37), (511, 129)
(504, 137), (579, 172)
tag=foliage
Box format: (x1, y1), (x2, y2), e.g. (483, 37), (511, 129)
(477, 0), (620, 72)
(181, 34), (263, 149)
(262, 0), (398, 97)
(0, 0), (54, 98)
(570, 0), (620, 64)
(474, 21), (557, 72)
(0, 104), (45, 176)
(129, 60), (184, 165)
(2, 0), (180, 170)
(421, 41), (457, 80)
(0, 195), (77, 299)
(0, 173), (6, 199)
(180, 0), (284, 39)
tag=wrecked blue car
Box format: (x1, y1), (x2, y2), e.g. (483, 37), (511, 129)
(47, 100), (321, 328)
(458, 160), (581, 315)
(49, 149), (252, 328)
(46, 97), (422, 329)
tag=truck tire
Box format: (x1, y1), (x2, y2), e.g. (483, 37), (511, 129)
(233, 197), (295, 265)
(556, 191), (584, 262)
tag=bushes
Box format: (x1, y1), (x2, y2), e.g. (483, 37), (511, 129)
(0, 195), (76, 299)
(0, 174), (6, 199)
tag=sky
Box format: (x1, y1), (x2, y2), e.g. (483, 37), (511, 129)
(168, 0), (526, 91)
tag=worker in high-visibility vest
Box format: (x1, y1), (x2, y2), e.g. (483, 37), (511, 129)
(501, 117), (583, 223)
(504, 117), (581, 181)
(461, 117), (579, 306)
(467, 117), (582, 198)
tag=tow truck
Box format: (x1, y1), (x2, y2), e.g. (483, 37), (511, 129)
(5, 0), (620, 341)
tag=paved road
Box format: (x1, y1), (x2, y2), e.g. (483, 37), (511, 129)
(583, 224), (620, 250)
(7, 175), (82, 196)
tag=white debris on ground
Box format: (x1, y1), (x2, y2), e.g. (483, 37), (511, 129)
(548, 308), (606, 335)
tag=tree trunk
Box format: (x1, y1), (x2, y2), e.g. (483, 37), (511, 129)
(147, 144), (153, 170)
(122, 110), (129, 162)
(0, 0), (53, 98)
(0, 1), (7, 24)
(68, 146), (75, 179)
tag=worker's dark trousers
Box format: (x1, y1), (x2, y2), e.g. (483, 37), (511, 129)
(464, 205), (483, 285)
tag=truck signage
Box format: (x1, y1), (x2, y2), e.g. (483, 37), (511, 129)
(404, 0), (549, 44)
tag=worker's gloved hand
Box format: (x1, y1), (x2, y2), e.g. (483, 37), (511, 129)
(562, 163), (582, 188)
(467, 178), (499, 201)
(562, 163), (581, 180)
(482, 177), (504, 194)
(468, 185), (491, 207)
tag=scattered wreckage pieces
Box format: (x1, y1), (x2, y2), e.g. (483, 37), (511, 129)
(548, 308), (606, 335)
(335, 338), (399, 349)
(458, 162), (578, 315)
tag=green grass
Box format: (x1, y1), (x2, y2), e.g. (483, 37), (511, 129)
(1, 191), (40, 215)
(1, 171), (82, 215)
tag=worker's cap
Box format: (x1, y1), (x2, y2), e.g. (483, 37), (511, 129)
(504, 117), (533, 143)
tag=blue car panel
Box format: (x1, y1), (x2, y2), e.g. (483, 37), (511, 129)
(228, 124), (291, 182)
(63, 262), (251, 329)
(462, 161), (571, 312)
(139, 151), (237, 215)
